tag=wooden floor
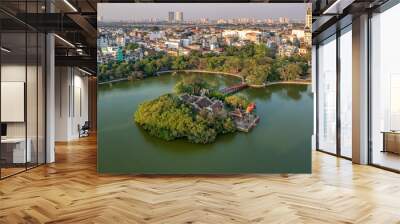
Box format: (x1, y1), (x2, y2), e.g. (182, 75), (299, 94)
(1, 135), (400, 224)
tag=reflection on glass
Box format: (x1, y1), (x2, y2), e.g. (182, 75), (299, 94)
(340, 27), (352, 158)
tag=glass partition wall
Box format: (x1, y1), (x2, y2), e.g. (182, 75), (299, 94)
(317, 35), (337, 155)
(370, 3), (400, 171)
(316, 24), (353, 159)
(0, 3), (46, 179)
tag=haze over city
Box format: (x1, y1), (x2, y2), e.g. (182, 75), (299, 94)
(98, 3), (308, 22)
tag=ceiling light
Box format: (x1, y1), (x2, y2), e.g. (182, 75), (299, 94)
(63, 0), (78, 12)
(1, 47), (11, 53)
(323, 0), (355, 15)
(54, 34), (75, 48)
(78, 67), (92, 76)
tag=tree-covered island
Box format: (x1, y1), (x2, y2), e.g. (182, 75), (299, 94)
(134, 76), (259, 144)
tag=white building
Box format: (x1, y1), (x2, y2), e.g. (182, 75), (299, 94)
(165, 40), (180, 49)
(292, 29), (305, 39)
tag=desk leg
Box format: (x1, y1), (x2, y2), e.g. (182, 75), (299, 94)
(382, 133), (386, 153)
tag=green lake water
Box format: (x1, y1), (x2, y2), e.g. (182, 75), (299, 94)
(98, 72), (313, 174)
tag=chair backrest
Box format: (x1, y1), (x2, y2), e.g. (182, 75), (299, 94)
(82, 121), (90, 129)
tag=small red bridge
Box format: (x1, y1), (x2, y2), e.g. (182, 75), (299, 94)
(220, 83), (249, 95)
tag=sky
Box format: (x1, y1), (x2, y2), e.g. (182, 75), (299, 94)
(98, 3), (308, 22)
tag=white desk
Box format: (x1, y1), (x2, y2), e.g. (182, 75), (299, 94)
(1, 138), (31, 163)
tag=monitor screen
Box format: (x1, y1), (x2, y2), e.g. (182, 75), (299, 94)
(1, 123), (7, 137)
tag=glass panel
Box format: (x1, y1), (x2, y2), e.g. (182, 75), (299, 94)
(371, 4), (400, 171)
(0, 1), (46, 178)
(317, 35), (337, 154)
(27, 31), (38, 169)
(1, 31), (27, 177)
(340, 27), (352, 158)
(25, 0), (39, 170)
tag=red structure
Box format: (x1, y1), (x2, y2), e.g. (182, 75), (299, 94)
(246, 103), (256, 113)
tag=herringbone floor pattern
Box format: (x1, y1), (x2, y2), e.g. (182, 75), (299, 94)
(1, 134), (400, 224)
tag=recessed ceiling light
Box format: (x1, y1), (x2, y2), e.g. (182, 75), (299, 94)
(1, 47), (11, 53)
(78, 67), (92, 76)
(63, 0), (78, 12)
(54, 34), (75, 48)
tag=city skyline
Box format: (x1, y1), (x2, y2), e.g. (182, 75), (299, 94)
(98, 3), (308, 22)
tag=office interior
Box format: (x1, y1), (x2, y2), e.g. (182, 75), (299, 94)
(0, 0), (97, 179)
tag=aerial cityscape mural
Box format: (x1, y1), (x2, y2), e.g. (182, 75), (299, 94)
(97, 3), (313, 173)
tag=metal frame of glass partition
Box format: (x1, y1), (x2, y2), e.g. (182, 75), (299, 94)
(367, 0), (400, 173)
(0, 1), (47, 180)
(315, 17), (353, 160)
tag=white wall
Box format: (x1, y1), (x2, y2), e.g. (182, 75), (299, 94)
(55, 67), (89, 141)
(1, 65), (26, 139)
(0, 65), (42, 138)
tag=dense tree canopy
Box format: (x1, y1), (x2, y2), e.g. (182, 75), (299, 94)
(174, 76), (215, 96)
(278, 63), (302, 81)
(134, 94), (236, 144)
(224, 95), (250, 109)
(125, 43), (139, 51)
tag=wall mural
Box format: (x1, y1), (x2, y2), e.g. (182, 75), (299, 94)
(97, 3), (313, 173)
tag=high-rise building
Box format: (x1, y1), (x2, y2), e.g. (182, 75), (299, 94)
(175, 11), (183, 23)
(168, 11), (174, 23)
(304, 6), (312, 45)
(305, 6), (312, 29)
(279, 17), (289, 24)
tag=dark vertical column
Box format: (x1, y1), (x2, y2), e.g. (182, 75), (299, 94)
(315, 45), (320, 150)
(367, 11), (373, 165)
(25, 0), (28, 171)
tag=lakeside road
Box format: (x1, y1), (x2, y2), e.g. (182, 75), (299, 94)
(98, 70), (244, 85)
(265, 80), (311, 87)
(99, 70), (311, 87)
(98, 77), (129, 85)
